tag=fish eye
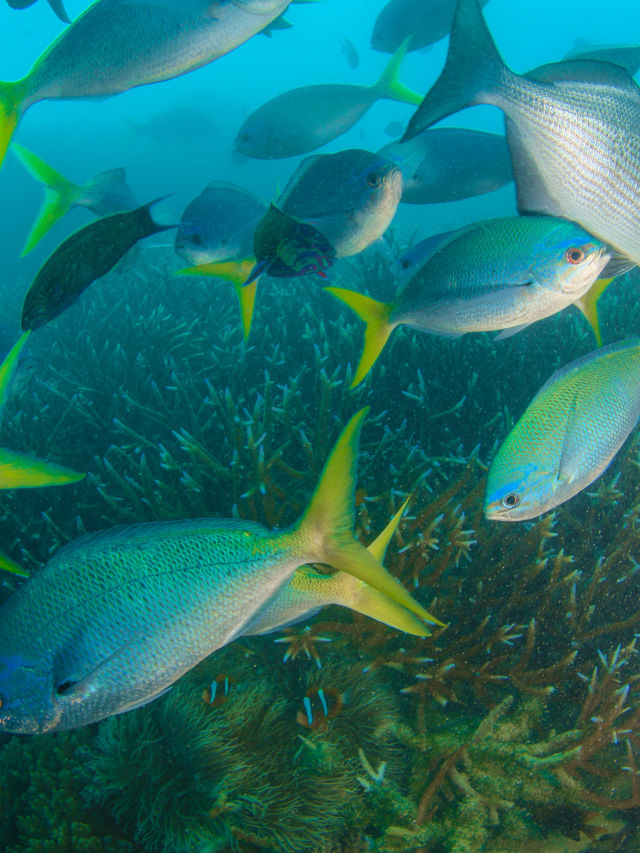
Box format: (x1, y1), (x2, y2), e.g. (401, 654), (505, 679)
(400, 259), (410, 270)
(191, 233), (202, 245)
(367, 172), (382, 187)
(502, 493), (521, 508)
(565, 246), (585, 264)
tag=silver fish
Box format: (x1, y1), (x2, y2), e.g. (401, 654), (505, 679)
(371, 0), (490, 53)
(403, 0), (640, 266)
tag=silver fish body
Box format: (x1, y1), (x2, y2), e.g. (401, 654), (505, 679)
(403, 0), (640, 265)
(175, 182), (267, 265)
(20, 0), (290, 108)
(278, 149), (403, 257)
(0, 518), (317, 733)
(485, 339), (640, 521)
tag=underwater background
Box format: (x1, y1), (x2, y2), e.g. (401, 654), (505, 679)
(2, 0), (640, 850)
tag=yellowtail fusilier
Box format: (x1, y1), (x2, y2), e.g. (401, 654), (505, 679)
(246, 496), (439, 638)
(0, 0), (317, 168)
(12, 143), (137, 255)
(370, 0), (490, 53)
(0, 409), (439, 734)
(234, 40), (421, 159)
(21, 199), (173, 332)
(328, 216), (612, 387)
(485, 340), (640, 521)
(403, 0), (640, 266)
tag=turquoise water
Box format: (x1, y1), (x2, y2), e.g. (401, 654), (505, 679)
(1, 1), (640, 850)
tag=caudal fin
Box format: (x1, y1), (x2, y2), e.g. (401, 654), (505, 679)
(374, 38), (422, 105)
(0, 81), (26, 170)
(0, 447), (85, 489)
(402, 0), (508, 141)
(326, 287), (396, 387)
(0, 550), (28, 577)
(292, 408), (439, 624)
(574, 276), (614, 347)
(0, 332), (30, 411)
(176, 258), (258, 341)
(12, 143), (80, 254)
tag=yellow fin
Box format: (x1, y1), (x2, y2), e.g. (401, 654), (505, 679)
(367, 495), (411, 562)
(326, 287), (396, 387)
(176, 258), (258, 341)
(574, 277), (614, 347)
(0, 332), (31, 411)
(0, 80), (25, 170)
(374, 37), (422, 105)
(0, 550), (28, 577)
(0, 447), (85, 489)
(293, 408), (439, 624)
(12, 143), (80, 254)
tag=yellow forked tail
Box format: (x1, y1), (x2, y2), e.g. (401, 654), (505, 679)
(326, 287), (397, 387)
(176, 258), (258, 342)
(0, 331), (31, 411)
(293, 408), (443, 627)
(0, 550), (28, 577)
(0, 80), (27, 170)
(375, 37), (422, 105)
(12, 143), (81, 254)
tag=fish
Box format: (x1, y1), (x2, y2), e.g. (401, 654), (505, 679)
(125, 108), (217, 145)
(402, 0), (640, 267)
(563, 40), (640, 78)
(0, 0), (314, 168)
(327, 216), (613, 387)
(380, 128), (513, 205)
(234, 40), (420, 159)
(0, 333), (85, 492)
(6, 0), (70, 24)
(174, 182), (267, 267)
(370, 0), (490, 54)
(245, 496), (439, 637)
(485, 339), (640, 521)
(21, 199), (173, 331)
(296, 687), (343, 729)
(12, 143), (137, 255)
(340, 37), (359, 69)
(271, 149), (403, 259)
(202, 674), (235, 708)
(0, 408), (435, 734)
(251, 205), (336, 279)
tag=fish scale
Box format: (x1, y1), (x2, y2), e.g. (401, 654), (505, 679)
(485, 340), (640, 521)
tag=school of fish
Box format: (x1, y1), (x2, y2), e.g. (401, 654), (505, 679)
(0, 0), (639, 734)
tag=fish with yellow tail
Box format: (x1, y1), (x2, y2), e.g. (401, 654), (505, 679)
(0, 409), (436, 734)
(0, 333), (85, 575)
(246, 496), (441, 638)
(5, 0), (70, 24)
(0, 0), (319, 169)
(485, 339), (640, 521)
(12, 143), (137, 255)
(327, 216), (616, 387)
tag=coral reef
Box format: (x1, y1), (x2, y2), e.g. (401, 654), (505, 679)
(2, 247), (640, 850)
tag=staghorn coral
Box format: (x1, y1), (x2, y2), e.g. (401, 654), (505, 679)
(2, 247), (640, 849)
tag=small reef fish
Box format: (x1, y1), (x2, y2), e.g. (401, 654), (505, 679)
(0, 409), (435, 734)
(327, 216), (612, 387)
(12, 143), (137, 255)
(485, 339), (640, 521)
(0, 0), (313, 168)
(234, 41), (420, 159)
(21, 199), (172, 331)
(251, 205), (336, 279)
(296, 687), (343, 729)
(563, 40), (640, 78)
(403, 0), (640, 266)
(174, 182), (267, 267)
(380, 128), (513, 205)
(340, 37), (359, 69)
(6, 0), (70, 24)
(371, 0), (490, 53)
(202, 674), (235, 708)
(0, 333), (84, 501)
(245, 497), (439, 637)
